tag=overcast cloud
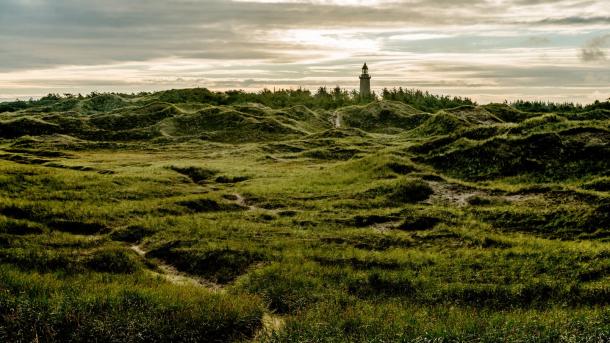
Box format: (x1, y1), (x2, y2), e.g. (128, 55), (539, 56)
(1, 0), (609, 103)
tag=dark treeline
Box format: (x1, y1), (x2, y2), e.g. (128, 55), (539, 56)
(381, 87), (476, 113)
(0, 87), (477, 113)
(2, 88), (608, 114)
(509, 99), (610, 113)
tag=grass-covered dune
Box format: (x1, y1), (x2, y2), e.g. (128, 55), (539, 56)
(0, 89), (609, 342)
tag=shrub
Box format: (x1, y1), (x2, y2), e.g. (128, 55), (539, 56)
(110, 225), (155, 243)
(86, 248), (139, 273)
(169, 166), (218, 183)
(388, 179), (434, 203)
(397, 215), (439, 231)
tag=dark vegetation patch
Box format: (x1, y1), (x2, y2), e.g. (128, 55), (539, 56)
(412, 230), (463, 243)
(169, 165), (218, 183)
(110, 225), (156, 243)
(582, 177), (610, 192)
(313, 257), (402, 270)
(360, 179), (433, 204)
(215, 175), (249, 183)
(258, 213), (277, 221)
(388, 179), (434, 203)
(418, 128), (610, 180)
(147, 243), (263, 283)
(576, 264), (610, 282)
(0, 204), (49, 222)
(263, 143), (305, 153)
(90, 103), (178, 130)
(222, 194), (239, 201)
(85, 248), (140, 273)
(320, 235), (413, 251)
(467, 196), (501, 206)
(0, 117), (62, 138)
(237, 263), (329, 314)
(302, 147), (362, 160)
(397, 215), (440, 231)
(564, 109), (610, 120)
(472, 236), (513, 248)
(248, 196), (289, 210)
(307, 128), (369, 139)
(578, 229), (610, 241)
(164, 107), (304, 142)
(0, 217), (45, 235)
(348, 272), (415, 298)
(47, 220), (110, 235)
(0, 248), (83, 273)
(278, 210), (298, 217)
(383, 162), (416, 175)
(176, 198), (246, 212)
(3, 148), (73, 158)
(0, 152), (51, 165)
(0, 205), (114, 236)
(43, 162), (96, 172)
(408, 125), (509, 155)
(475, 205), (609, 239)
(345, 275), (608, 308)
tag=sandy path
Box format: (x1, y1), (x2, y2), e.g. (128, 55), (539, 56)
(130, 244), (223, 291)
(331, 111), (342, 128)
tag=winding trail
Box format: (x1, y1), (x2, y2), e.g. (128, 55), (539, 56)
(331, 111), (342, 128)
(130, 242), (285, 338)
(129, 244), (223, 291)
(233, 193), (258, 211)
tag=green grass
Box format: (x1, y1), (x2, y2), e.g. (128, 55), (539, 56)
(0, 90), (609, 342)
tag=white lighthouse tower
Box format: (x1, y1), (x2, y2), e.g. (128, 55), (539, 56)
(359, 62), (371, 99)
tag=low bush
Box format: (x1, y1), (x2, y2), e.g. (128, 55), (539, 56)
(85, 248), (140, 274)
(388, 179), (434, 203)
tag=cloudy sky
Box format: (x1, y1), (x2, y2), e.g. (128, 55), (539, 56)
(0, 0), (609, 103)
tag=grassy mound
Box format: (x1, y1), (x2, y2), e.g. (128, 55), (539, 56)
(0, 266), (264, 342)
(90, 102), (180, 130)
(482, 103), (536, 122)
(81, 94), (128, 112)
(362, 178), (434, 203)
(161, 107), (305, 142)
(419, 127), (610, 180)
(336, 101), (430, 132)
(0, 117), (61, 138)
(387, 179), (434, 203)
(409, 111), (471, 136)
(85, 248), (141, 273)
(444, 105), (504, 125)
